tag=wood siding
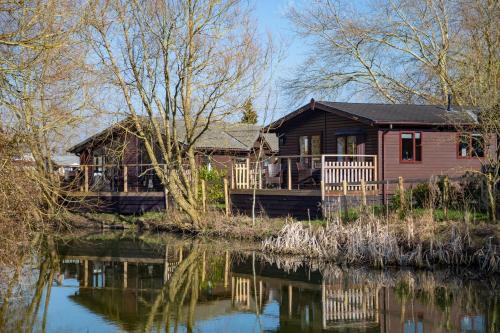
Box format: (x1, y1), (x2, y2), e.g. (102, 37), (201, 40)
(276, 108), (378, 155)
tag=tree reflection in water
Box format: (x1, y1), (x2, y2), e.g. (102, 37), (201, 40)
(0, 233), (497, 333)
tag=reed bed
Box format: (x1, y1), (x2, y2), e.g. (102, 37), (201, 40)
(262, 215), (499, 272)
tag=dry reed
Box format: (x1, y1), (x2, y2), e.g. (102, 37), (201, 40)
(262, 215), (499, 272)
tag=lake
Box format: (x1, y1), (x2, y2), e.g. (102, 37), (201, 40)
(0, 232), (497, 333)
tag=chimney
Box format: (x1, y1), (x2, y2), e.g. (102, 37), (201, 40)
(447, 94), (452, 111)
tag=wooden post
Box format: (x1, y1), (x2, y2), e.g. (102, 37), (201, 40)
(224, 178), (230, 216)
(246, 158), (250, 189)
(84, 165), (89, 192)
(84, 260), (88, 287)
(287, 158), (292, 190)
(123, 165), (128, 193)
(224, 250), (229, 289)
(443, 175), (449, 219)
(201, 179), (207, 212)
(123, 261), (128, 289)
(361, 179), (367, 207)
(343, 180), (348, 221)
(398, 176), (404, 210)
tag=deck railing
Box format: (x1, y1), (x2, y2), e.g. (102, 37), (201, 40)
(230, 154), (378, 196)
(56, 163), (192, 193)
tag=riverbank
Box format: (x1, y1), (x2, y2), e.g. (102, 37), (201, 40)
(65, 209), (499, 272)
(66, 210), (291, 240)
(262, 215), (499, 272)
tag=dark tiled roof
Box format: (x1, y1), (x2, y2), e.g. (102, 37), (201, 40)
(319, 101), (477, 125)
(68, 119), (278, 154)
(269, 101), (478, 129)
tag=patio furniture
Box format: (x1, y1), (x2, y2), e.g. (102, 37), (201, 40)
(265, 163), (282, 188)
(296, 161), (317, 187)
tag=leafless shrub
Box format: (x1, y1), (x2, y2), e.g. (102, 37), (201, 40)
(262, 216), (499, 272)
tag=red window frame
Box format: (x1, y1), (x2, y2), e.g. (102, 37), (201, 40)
(457, 133), (485, 159)
(399, 131), (422, 164)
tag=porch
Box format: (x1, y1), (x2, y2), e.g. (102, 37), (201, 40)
(230, 154), (379, 200)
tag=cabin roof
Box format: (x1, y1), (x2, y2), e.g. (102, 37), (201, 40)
(268, 100), (478, 130)
(68, 119), (278, 155)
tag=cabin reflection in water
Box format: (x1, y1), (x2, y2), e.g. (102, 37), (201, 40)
(52, 239), (492, 333)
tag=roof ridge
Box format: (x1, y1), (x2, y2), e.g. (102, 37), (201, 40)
(318, 101), (446, 107)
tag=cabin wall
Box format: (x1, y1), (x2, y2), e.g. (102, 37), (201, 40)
(378, 129), (496, 183)
(277, 108), (378, 155)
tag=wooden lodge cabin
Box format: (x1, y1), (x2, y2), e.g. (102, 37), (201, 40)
(65, 118), (277, 213)
(230, 99), (497, 218)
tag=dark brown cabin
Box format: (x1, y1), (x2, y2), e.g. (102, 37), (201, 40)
(228, 100), (497, 218)
(67, 119), (277, 193)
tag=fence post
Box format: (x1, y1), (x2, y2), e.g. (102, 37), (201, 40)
(398, 176), (404, 210)
(287, 158), (292, 190)
(246, 158), (250, 189)
(443, 175), (449, 219)
(123, 165), (128, 193)
(342, 180), (348, 221)
(84, 165), (89, 192)
(201, 179), (207, 212)
(224, 178), (230, 216)
(361, 179), (367, 207)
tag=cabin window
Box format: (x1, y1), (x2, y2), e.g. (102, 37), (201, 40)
(458, 133), (484, 158)
(299, 136), (309, 156)
(400, 132), (422, 162)
(337, 135), (357, 155)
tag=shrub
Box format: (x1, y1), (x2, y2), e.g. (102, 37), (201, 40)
(199, 166), (225, 203)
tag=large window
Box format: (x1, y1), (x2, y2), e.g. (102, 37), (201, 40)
(337, 135), (357, 155)
(299, 135), (321, 166)
(458, 133), (484, 158)
(400, 132), (422, 162)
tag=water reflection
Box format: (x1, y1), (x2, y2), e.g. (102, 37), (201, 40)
(0, 233), (497, 333)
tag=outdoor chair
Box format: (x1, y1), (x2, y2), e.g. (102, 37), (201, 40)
(296, 161), (317, 187)
(265, 163), (282, 188)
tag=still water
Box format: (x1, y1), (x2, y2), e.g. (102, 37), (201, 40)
(0, 232), (497, 333)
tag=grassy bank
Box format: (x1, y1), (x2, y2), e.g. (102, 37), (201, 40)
(68, 208), (499, 272)
(262, 213), (499, 272)
(70, 210), (292, 240)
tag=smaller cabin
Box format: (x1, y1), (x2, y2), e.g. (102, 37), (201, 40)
(67, 119), (277, 193)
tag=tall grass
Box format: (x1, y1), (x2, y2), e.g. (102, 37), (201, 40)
(262, 214), (499, 272)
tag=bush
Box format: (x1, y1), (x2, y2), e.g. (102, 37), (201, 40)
(199, 166), (225, 203)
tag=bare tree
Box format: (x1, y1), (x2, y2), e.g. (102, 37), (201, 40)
(286, 0), (499, 221)
(0, 1), (92, 221)
(285, 0), (499, 107)
(84, 0), (265, 227)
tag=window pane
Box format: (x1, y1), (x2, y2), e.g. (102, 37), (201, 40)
(347, 136), (357, 154)
(337, 136), (346, 154)
(311, 135), (321, 155)
(299, 136), (309, 155)
(401, 133), (414, 161)
(415, 132), (422, 161)
(458, 135), (469, 157)
(472, 134), (484, 157)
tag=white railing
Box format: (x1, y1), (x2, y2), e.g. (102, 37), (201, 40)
(321, 155), (378, 192)
(230, 154), (378, 194)
(232, 161), (263, 190)
(322, 283), (379, 329)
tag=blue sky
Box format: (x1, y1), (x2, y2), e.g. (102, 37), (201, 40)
(252, 0), (310, 119)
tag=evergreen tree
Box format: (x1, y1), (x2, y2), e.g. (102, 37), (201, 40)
(241, 98), (257, 124)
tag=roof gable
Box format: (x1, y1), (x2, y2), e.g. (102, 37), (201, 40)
(268, 100), (478, 130)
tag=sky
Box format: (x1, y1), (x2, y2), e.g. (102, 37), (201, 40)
(252, 0), (310, 120)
